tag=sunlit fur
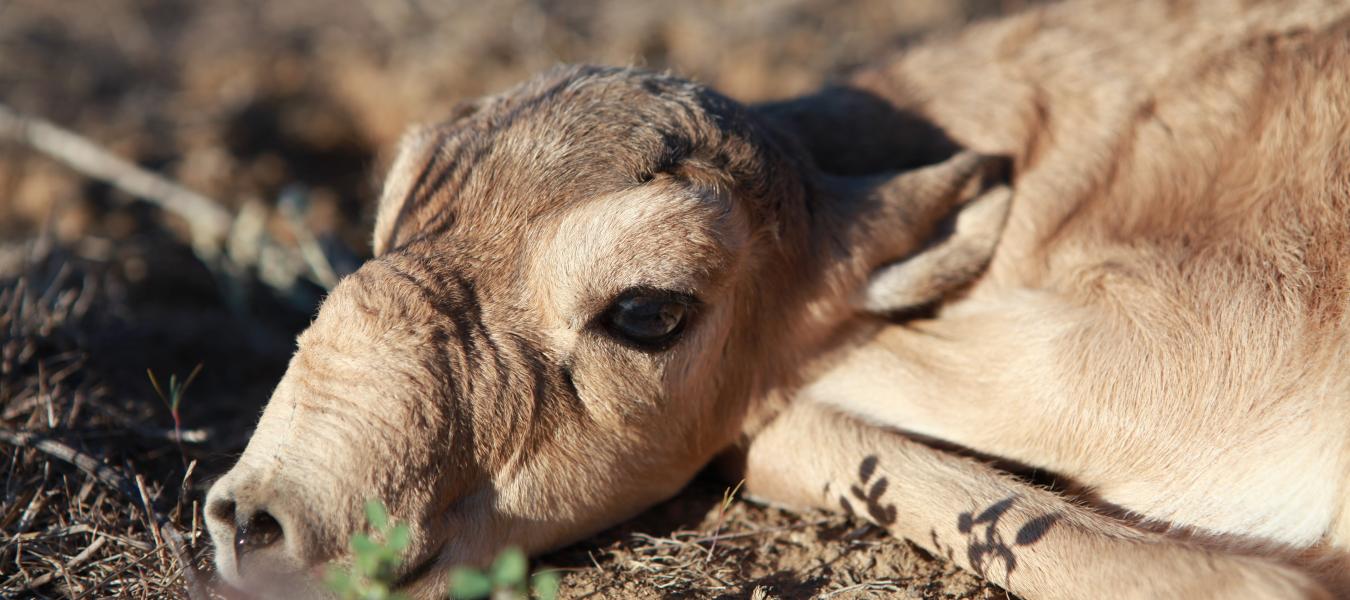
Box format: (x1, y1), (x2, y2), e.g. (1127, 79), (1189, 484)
(204, 64), (1008, 597)
(774, 0), (1349, 595)
(207, 1), (1350, 597)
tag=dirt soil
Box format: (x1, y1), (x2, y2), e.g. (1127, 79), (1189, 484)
(0, 1), (1030, 597)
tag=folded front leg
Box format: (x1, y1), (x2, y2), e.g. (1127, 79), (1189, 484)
(735, 402), (1329, 600)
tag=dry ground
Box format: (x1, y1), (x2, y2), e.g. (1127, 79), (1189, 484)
(0, 1), (1031, 597)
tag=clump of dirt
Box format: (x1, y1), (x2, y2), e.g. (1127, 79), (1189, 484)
(0, 0), (1028, 597)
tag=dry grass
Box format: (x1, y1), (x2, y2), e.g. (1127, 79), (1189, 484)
(0, 1), (1031, 597)
(1, 241), (196, 598)
(0, 224), (299, 600)
(544, 479), (1002, 599)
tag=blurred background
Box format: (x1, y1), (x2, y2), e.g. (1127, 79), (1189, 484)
(0, 1), (1029, 597)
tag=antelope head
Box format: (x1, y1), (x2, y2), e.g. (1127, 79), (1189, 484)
(204, 65), (1010, 597)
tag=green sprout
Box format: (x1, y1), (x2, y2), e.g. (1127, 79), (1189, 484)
(447, 547), (558, 600)
(326, 500), (413, 600)
(325, 500), (560, 600)
(147, 363), (202, 465)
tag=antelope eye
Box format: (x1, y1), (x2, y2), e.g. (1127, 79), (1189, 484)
(601, 290), (695, 350)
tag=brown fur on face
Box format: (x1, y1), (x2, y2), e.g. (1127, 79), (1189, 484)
(204, 65), (1008, 595)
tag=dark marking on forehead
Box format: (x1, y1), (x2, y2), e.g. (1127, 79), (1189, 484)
(372, 258), (492, 399)
(386, 134), (478, 253)
(398, 139), (462, 239)
(379, 65), (801, 255)
(363, 253), (589, 471)
(387, 76), (596, 253)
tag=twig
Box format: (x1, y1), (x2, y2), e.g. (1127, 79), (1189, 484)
(6, 524), (151, 551)
(71, 548), (157, 600)
(0, 101), (350, 312)
(12, 484), (47, 538)
(278, 185), (341, 289)
(0, 428), (206, 597)
(630, 517), (832, 550)
(135, 474), (165, 551)
(0, 103), (232, 262)
(161, 522), (208, 600)
(0, 428), (138, 500)
(87, 425), (213, 444)
(819, 579), (903, 598)
(17, 535), (107, 592)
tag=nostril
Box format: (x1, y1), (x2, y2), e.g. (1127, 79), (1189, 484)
(236, 510), (284, 556)
(209, 497), (237, 525)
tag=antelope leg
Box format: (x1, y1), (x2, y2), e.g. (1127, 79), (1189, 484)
(736, 401), (1329, 600)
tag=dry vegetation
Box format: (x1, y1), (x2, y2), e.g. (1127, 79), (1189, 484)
(1, 1), (1029, 597)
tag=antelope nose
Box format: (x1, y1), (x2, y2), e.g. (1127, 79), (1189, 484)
(235, 508), (284, 555)
(205, 476), (310, 581)
(207, 493), (287, 556)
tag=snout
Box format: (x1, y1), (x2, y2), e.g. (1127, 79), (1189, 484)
(205, 469), (335, 592)
(203, 470), (307, 583)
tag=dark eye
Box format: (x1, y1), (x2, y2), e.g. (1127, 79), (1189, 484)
(601, 289), (695, 351)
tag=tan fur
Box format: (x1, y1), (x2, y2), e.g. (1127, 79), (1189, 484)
(206, 1), (1350, 597)
(776, 0), (1350, 594)
(205, 65), (1005, 596)
(739, 401), (1332, 599)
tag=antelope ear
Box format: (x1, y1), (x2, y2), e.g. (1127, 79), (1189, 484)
(858, 151), (1013, 314)
(372, 125), (441, 257)
(372, 99), (486, 256)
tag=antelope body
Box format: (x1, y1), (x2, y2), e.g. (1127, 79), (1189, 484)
(206, 0), (1350, 597)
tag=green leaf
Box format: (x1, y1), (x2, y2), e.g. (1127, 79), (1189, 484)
(357, 556), (382, 579)
(365, 500), (390, 530)
(147, 369), (167, 403)
(352, 535), (381, 576)
(448, 568), (493, 599)
(387, 523), (412, 552)
(351, 533), (379, 554)
(490, 547), (528, 586)
(531, 571), (560, 600)
(324, 568), (354, 595)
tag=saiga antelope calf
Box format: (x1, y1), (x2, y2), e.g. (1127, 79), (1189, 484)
(204, 0), (1350, 598)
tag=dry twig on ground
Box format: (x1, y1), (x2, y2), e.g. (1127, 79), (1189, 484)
(0, 429), (139, 500)
(0, 428), (205, 597)
(0, 101), (352, 302)
(0, 103), (232, 261)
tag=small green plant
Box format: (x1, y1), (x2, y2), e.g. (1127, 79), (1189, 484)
(147, 364), (202, 441)
(447, 547), (558, 600)
(147, 363), (202, 465)
(325, 500), (560, 600)
(326, 500), (413, 600)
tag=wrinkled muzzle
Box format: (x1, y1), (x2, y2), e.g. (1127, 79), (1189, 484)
(204, 262), (496, 595)
(203, 368), (464, 596)
(202, 257), (689, 597)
